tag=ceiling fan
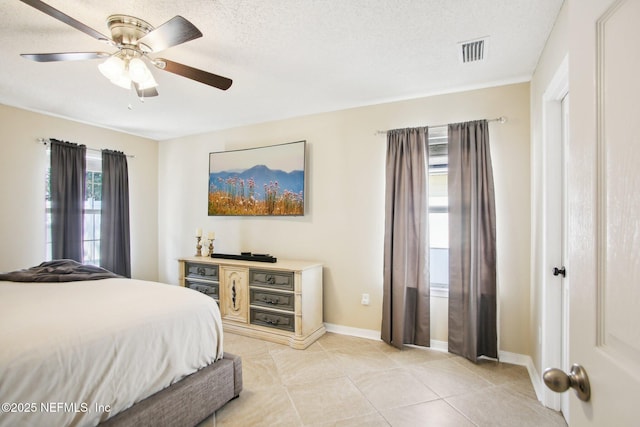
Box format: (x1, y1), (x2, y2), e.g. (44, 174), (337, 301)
(18, 0), (233, 99)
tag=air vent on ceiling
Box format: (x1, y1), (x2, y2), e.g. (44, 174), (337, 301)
(459, 38), (487, 63)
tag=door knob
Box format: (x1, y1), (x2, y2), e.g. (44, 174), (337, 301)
(553, 266), (566, 277)
(543, 364), (591, 402)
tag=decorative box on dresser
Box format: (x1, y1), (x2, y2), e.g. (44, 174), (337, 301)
(178, 256), (325, 349)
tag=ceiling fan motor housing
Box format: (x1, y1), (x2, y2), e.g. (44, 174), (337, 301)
(107, 15), (154, 53)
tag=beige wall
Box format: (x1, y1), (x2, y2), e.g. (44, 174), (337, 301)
(0, 105), (159, 281)
(529, 2), (569, 375)
(158, 82), (532, 354)
(0, 82), (533, 355)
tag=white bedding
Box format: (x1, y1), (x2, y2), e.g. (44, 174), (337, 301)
(0, 278), (224, 427)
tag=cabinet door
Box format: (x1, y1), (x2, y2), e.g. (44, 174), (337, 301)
(220, 267), (249, 323)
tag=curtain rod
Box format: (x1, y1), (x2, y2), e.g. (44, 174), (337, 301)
(374, 116), (507, 136)
(37, 138), (135, 158)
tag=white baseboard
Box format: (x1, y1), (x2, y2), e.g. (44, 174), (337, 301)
(429, 339), (448, 352)
(324, 323), (382, 341)
(498, 349), (531, 366)
(499, 350), (545, 402)
(324, 323), (450, 351)
(324, 323), (543, 400)
(526, 362), (545, 403)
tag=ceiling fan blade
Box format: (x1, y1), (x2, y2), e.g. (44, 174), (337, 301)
(21, 52), (110, 62)
(137, 16), (202, 53)
(154, 58), (232, 91)
(18, 0), (111, 43)
(133, 82), (158, 99)
(133, 83), (159, 98)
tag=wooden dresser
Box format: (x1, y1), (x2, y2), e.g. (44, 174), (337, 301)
(178, 256), (325, 349)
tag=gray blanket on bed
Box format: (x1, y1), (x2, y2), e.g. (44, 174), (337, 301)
(0, 259), (121, 282)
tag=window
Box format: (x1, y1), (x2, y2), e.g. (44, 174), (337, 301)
(428, 126), (448, 292)
(83, 168), (102, 265)
(45, 153), (102, 265)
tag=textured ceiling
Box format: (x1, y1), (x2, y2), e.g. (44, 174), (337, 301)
(0, 0), (563, 141)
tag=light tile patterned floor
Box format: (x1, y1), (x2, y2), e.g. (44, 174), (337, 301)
(198, 332), (567, 427)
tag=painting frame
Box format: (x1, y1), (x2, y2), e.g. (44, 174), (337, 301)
(208, 140), (306, 216)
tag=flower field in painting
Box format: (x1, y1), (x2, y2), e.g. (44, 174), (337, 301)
(208, 176), (304, 216)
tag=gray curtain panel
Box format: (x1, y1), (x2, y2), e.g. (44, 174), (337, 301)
(50, 139), (86, 262)
(100, 150), (131, 277)
(382, 127), (430, 349)
(447, 120), (498, 362)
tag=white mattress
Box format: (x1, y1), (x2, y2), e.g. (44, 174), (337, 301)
(0, 278), (224, 427)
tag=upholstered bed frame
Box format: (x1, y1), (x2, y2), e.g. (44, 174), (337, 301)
(100, 353), (242, 427)
(0, 261), (242, 427)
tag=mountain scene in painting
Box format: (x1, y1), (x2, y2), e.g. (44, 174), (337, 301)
(208, 164), (304, 216)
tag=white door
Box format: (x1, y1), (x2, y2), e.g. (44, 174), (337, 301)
(564, 0), (640, 424)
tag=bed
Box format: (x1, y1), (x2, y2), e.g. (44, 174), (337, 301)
(0, 260), (242, 427)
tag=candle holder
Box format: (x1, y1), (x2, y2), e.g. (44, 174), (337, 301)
(195, 236), (202, 257)
(209, 239), (214, 256)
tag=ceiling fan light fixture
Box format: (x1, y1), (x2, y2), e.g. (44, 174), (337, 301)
(137, 73), (158, 90)
(98, 56), (125, 81)
(98, 55), (156, 92)
(128, 57), (150, 83)
(110, 73), (132, 90)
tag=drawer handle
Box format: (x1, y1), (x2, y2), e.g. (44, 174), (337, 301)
(258, 314), (280, 325)
(262, 296), (279, 305)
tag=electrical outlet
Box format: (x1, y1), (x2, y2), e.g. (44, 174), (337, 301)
(361, 293), (370, 305)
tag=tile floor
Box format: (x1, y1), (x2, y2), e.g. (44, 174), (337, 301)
(198, 332), (567, 426)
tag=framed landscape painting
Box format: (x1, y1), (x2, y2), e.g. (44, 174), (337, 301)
(208, 141), (306, 216)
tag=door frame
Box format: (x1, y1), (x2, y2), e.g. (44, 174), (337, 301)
(539, 55), (569, 414)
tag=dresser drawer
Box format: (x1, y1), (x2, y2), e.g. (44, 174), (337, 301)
(249, 269), (294, 291)
(250, 289), (294, 311)
(186, 263), (219, 281)
(186, 280), (219, 299)
(250, 308), (295, 332)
